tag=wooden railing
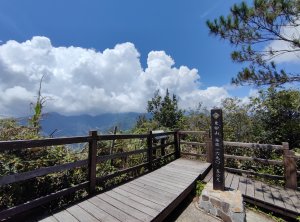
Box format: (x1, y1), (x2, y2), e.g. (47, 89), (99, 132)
(177, 130), (299, 190)
(178, 130), (212, 163)
(0, 130), (180, 220)
(223, 141), (299, 190)
(1, 129), (299, 220)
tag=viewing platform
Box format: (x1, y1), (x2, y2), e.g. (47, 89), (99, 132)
(38, 158), (210, 222)
(0, 130), (299, 221)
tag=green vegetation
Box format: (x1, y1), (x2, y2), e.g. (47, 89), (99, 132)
(206, 0), (299, 190)
(250, 88), (300, 149)
(0, 86), (299, 219)
(147, 89), (184, 129)
(195, 181), (206, 196)
(207, 0), (300, 86)
(221, 88), (300, 186)
(1, 1), (300, 219)
(29, 75), (47, 134)
(221, 88), (300, 148)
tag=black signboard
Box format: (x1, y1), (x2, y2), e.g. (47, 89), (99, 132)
(211, 109), (225, 191)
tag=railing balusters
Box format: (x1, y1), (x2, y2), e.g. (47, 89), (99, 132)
(174, 130), (180, 159)
(88, 130), (98, 194)
(147, 131), (153, 171)
(161, 138), (166, 157)
(0, 130), (178, 220)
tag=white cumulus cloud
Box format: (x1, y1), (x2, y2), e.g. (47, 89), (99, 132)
(0, 36), (230, 117)
(266, 20), (300, 63)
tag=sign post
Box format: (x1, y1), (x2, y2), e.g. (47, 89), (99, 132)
(211, 109), (225, 191)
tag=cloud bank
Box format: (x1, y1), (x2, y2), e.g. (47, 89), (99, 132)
(0, 36), (229, 117)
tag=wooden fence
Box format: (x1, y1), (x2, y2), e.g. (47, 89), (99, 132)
(0, 130), (180, 220)
(0, 129), (299, 220)
(179, 130), (212, 163)
(179, 131), (299, 190)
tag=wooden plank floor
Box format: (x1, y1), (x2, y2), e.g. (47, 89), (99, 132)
(38, 158), (211, 222)
(203, 170), (300, 218)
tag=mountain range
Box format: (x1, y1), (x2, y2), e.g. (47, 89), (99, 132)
(37, 112), (144, 137)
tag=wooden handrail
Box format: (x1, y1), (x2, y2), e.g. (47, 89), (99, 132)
(1, 127), (297, 220)
(98, 133), (148, 140)
(178, 131), (299, 190)
(0, 130), (179, 220)
(224, 154), (283, 165)
(180, 141), (205, 146)
(0, 159), (88, 186)
(179, 130), (207, 135)
(0, 136), (89, 151)
(223, 141), (283, 150)
(178, 130), (211, 161)
(181, 152), (207, 158)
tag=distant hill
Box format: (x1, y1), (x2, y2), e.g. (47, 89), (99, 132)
(37, 112), (144, 137)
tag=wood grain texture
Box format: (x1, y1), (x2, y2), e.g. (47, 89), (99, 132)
(98, 193), (152, 221)
(38, 158), (211, 222)
(245, 178), (255, 197)
(88, 196), (140, 222)
(106, 190), (158, 217)
(53, 210), (79, 222)
(223, 141), (283, 150)
(113, 187), (164, 212)
(66, 205), (98, 222)
(78, 201), (118, 222)
(209, 169), (300, 219)
(224, 154), (283, 165)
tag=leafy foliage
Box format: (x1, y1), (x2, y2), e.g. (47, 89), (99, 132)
(29, 75), (47, 134)
(250, 88), (300, 148)
(184, 103), (210, 131)
(1, 84), (300, 217)
(222, 98), (253, 142)
(0, 118), (37, 140)
(0, 143), (88, 211)
(147, 89), (184, 129)
(207, 0), (300, 86)
(195, 180), (205, 196)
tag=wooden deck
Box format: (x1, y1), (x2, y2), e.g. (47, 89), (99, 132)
(38, 158), (211, 222)
(204, 170), (300, 218)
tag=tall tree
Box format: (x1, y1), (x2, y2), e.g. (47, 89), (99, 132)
(184, 103), (210, 131)
(147, 89), (184, 129)
(221, 98), (253, 142)
(207, 0), (300, 86)
(250, 88), (300, 148)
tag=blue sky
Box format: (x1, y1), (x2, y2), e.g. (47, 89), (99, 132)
(0, 0), (298, 117)
(0, 0), (242, 85)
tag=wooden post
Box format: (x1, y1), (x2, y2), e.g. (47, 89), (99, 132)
(205, 131), (213, 163)
(88, 130), (98, 194)
(110, 126), (117, 166)
(161, 138), (166, 157)
(152, 141), (157, 160)
(110, 126), (117, 155)
(283, 142), (297, 190)
(174, 130), (180, 159)
(211, 109), (225, 191)
(147, 131), (153, 172)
